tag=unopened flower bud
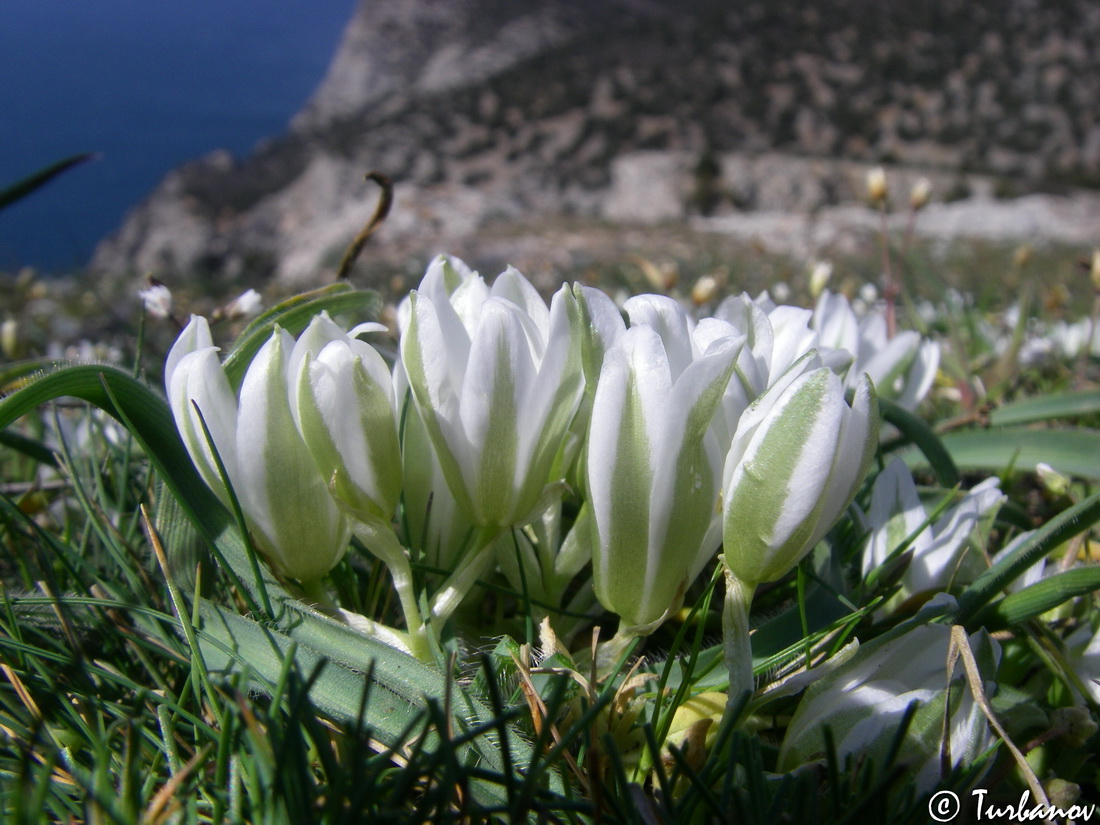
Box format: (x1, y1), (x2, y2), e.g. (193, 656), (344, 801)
(1050, 706), (1098, 749)
(590, 308), (742, 630)
(1046, 778), (1081, 810)
(723, 365), (878, 588)
(808, 261), (833, 299)
(867, 167), (888, 205)
(1036, 462), (1071, 498)
(1, 319), (18, 360)
(691, 274), (719, 306)
(909, 177), (932, 211)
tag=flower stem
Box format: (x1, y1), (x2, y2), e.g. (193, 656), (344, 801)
(722, 568), (756, 726)
(352, 518), (430, 661)
(428, 526), (501, 629)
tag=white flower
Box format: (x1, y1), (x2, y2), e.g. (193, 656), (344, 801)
(713, 293), (853, 420)
(165, 315), (351, 582)
(860, 458), (1005, 598)
(815, 289), (940, 410)
(1065, 623), (1100, 704)
(290, 314), (401, 524)
(808, 260), (833, 298)
(400, 256), (585, 532)
(139, 284), (173, 320)
(779, 620), (1000, 795)
(223, 288), (263, 320)
(867, 166), (888, 204)
(723, 363), (878, 588)
(587, 295), (742, 630)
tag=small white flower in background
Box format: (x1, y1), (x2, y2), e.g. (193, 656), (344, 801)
(779, 618), (1000, 795)
(812, 289), (860, 358)
(1065, 623), (1100, 704)
(813, 287), (940, 411)
(859, 283), (879, 304)
(808, 260), (833, 299)
(223, 288), (263, 320)
(1045, 318), (1100, 360)
(866, 166), (888, 205)
(860, 458), (1005, 599)
(712, 293), (851, 419)
(848, 306), (940, 409)
(1035, 462), (1072, 498)
(770, 281), (791, 303)
(1, 318), (19, 359)
(909, 176), (932, 211)
(691, 274), (720, 306)
(139, 283), (173, 320)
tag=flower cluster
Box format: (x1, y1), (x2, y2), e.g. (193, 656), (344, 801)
(163, 256), (949, 640)
(158, 255), (1059, 795)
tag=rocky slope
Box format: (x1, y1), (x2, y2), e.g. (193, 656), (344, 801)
(92, 0), (1100, 286)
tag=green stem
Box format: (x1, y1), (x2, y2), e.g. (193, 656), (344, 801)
(721, 569), (756, 726)
(428, 526), (501, 629)
(351, 518), (430, 661)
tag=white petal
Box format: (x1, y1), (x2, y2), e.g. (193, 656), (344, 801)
(624, 294), (695, 378)
(169, 346), (239, 494)
(165, 315), (214, 394)
(490, 266), (551, 345)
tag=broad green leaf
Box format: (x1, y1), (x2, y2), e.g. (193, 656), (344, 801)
(879, 398), (959, 487)
(991, 390), (1100, 426)
(196, 598), (565, 809)
(222, 284), (381, 390)
(907, 428), (1100, 481)
(973, 566), (1100, 629)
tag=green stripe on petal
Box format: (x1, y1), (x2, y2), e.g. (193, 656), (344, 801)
(471, 327), (523, 528)
(643, 338), (739, 615)
(723, 369), (841, 586)
(594, 362), (653, 626)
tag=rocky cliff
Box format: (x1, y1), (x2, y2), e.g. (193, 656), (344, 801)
(92, 0), (1100, 285)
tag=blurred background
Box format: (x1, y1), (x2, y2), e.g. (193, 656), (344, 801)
(3, 0), (1099, 319)
(0, 0), (354, 272)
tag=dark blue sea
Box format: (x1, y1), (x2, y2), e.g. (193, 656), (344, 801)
(0, 0), (356, 273)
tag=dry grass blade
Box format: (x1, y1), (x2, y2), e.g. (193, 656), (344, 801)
(336, 170), (394, 281)
(946, 625), (1048, 808)
(143, 743), (213, 825)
